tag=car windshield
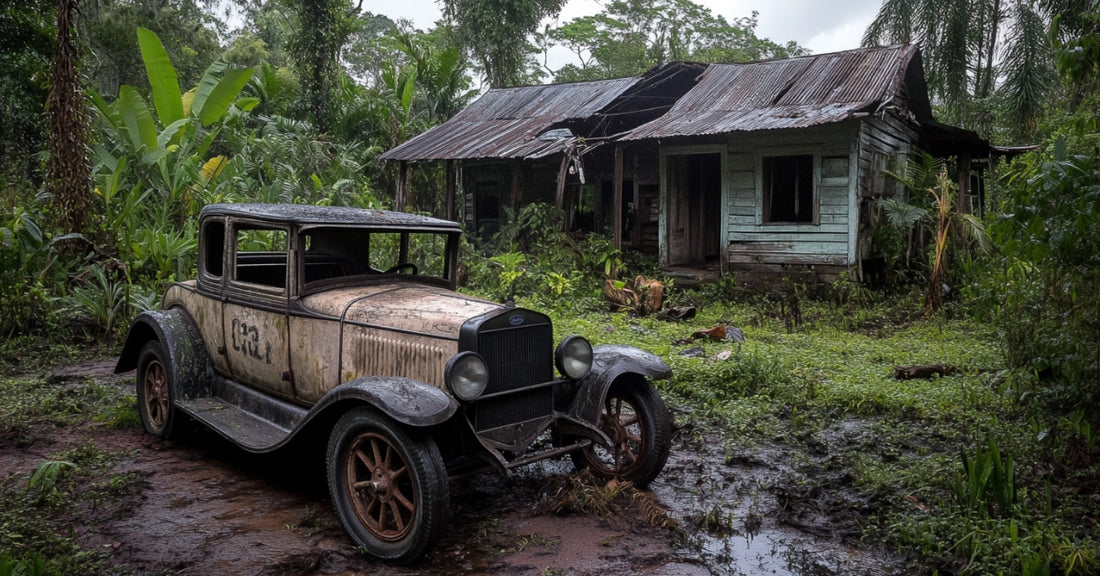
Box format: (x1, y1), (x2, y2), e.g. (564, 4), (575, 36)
(301, 227), (453, 288)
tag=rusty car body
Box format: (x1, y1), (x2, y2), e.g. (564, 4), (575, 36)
(115, 203), (674, 562)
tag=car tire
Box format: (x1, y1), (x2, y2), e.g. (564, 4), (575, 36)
(572, 379), (672, 488)
(327, 406), (449, 563)
(136, 340), (179, 439)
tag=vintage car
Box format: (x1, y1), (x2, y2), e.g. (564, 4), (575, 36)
(114, 203), (673, 562)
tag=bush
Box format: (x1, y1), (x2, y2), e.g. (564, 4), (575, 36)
(993, 140), (1100, 408)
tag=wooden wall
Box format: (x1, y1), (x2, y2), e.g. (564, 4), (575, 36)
(722, 123), (858, 273)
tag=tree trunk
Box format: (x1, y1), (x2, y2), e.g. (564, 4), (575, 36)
(48, 0), (92, 234)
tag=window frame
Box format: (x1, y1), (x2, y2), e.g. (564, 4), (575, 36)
(227, 220), (292, 300)
(758, 153), (820, 226)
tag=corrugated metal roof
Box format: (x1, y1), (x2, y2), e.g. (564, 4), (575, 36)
(379, 77), (640, 162)
(622, 45), (920, 141)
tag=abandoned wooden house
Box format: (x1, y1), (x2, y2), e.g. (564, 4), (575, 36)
(379, 44), (992, 285)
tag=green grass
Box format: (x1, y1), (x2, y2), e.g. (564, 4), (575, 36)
(536, 289), (1099, 576)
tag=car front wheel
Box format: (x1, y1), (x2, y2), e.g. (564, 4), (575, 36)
(327, 407), (449, 563)
(573, 379), (672, 488)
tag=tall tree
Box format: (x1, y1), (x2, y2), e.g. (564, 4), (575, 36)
(442, 0), (567, 87)
(1000, 0), (1055, 139)
(542, 0), (804, 83)
(48, 0), (92, 233)
(285, 0), (358, 132)
(862, 0), (1055, 141)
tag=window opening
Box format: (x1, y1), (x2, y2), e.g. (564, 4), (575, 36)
(763, 155), (814, 223)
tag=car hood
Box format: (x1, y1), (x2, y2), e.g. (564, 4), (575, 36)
(299, 283), (502, 339)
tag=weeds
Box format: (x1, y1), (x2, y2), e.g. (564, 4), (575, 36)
(499, 533), (560, 554)
(955, 437), (1016, 518)
(547, 287), (1096, 576)
(536, 471), (678, 530)
(0, 554), (45, 576)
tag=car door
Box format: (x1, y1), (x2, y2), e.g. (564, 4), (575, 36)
(221, 220), (294, 399)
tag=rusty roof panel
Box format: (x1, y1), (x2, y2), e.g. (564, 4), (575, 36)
(380, 77), (639, 161)
(623, 45), (919, 141)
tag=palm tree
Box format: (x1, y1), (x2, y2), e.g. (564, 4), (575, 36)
(863, 0), (1055, 141)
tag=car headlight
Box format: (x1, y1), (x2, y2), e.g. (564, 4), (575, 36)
(555, 336), (593, 379)
(445, 352), (489, 401)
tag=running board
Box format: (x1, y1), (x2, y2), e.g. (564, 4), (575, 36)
(176, 377), (308, 452)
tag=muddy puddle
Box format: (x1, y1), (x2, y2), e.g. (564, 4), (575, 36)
(651, 414), (905, 576)
(8, 363), (907, 575)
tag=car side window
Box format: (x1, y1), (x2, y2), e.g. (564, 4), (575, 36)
(234, 226), (288, 290)
(202, 220), (225, 278)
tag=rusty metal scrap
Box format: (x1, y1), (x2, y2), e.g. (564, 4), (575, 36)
(380, 77), (640, 162)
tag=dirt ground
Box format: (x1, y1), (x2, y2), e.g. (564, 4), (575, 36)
(2, 360), (909, 576)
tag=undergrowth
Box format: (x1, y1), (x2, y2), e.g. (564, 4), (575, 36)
(538, 285), (1099, 576)
(0, 369), (139, 575)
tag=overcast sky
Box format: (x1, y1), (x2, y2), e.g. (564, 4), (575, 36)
(372, 0), (885, 64)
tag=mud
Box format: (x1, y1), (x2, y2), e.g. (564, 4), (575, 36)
(3, 361), (908, 575)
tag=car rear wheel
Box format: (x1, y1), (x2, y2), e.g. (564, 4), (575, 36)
(136, 340), (179, 439)
(572, 379), (672, 488)
(327, 407), (449, 563)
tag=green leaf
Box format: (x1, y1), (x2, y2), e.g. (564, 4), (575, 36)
(87, 88), (121, 130)
(137, 27), (184, 126)
(235, 97), (261, 112)
(191, 59), (229, 118)
(157, 118), (191, 149)
(198, 68), (255, 127)
(117, 85), (158, 154)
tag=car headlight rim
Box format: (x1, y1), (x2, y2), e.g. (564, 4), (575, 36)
(556, 335), (593, 379)
(446, 352), (489, 401)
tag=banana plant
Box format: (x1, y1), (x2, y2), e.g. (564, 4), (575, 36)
(90, 28), (257, 207)
(87, 27), (257, 289)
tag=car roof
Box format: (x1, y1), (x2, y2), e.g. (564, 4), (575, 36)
(199, 203), (462, 231)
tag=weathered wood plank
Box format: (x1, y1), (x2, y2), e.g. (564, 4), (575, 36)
(728, 252), (850, 266)
(727, 155), (754, 171)
(729, 231), (848, 243)
(728, 241), (847, 255)
(728, 170), (754, 189)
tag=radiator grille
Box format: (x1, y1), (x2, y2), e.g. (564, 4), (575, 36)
(473, 387), (554, 431)
(471, 318), (554, 431)
(477, 323), (553, 395)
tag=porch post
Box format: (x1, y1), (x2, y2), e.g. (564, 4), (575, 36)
(445, 160), (456, 221)
(395, 160), (407, 211)
(612, 145), (624, 279)
(956, 150), (972, 213)
(511, 159), (522, 215)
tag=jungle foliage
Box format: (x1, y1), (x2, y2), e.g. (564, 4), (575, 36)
(0, 0), (1098, 574)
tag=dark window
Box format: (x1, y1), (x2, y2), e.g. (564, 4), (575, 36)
(763, 155), (814, 223)
(475, 183), (500, 241)
(203, 221), (224, 277)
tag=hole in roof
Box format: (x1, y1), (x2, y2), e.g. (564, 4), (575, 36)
(537, 128), (574, 140)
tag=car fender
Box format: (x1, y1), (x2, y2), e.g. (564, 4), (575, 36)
(569, 344), (672, 424)
(314, 377), (459, 428)
(114, 308), (216, 400)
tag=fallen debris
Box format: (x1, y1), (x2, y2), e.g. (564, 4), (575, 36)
(892, 364), (960, 380)
(604, 276), (665, 315)
(691, 324), (745, 343)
